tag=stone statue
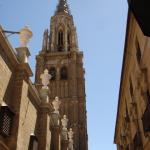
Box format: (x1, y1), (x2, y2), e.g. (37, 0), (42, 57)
(61, 115), (68, 140)
(52, 97), (61, 114)
(61, 115), (68, 130)
(68, 128), (74, 150)
(40, 69), (51, 89)
(19, 26), (33, 47)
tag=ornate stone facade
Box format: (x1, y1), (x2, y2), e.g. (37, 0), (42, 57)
(114, 11), (150, 150)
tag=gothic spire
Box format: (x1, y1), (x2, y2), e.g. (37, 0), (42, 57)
(55, 0), (70, 15)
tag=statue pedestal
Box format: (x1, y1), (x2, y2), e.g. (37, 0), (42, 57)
(61, 140), (69, 150)
(40, 88), (50, 103)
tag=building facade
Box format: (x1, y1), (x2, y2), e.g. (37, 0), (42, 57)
(0, 0), (88, 150)
(114, 10), (150, 149)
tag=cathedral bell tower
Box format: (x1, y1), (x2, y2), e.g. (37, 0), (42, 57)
(35, 0), (88, 149)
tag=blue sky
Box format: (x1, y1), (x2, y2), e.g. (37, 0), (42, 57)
(0, 0), (128, 149)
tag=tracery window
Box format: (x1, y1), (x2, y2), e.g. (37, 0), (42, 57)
(60, 67), (68, 80)
(58, 30), (64, 51)
(49, 67), (56, 80)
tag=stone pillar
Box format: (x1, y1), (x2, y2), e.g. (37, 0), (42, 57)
(50, 97), (61, 150)
(37, 69), (52, 150)
(7, 43), (33, 149)
(61, 115), (69, 150)
(61, 140), (68, 150)
(37, 107), (51, 150)
(50, 125), (61, 150)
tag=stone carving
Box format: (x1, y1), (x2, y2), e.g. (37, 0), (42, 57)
(61, 115), (68, 130)
(19, 26), (33, 47)
(52, 97), (61, 114)
(40, 69), (51, 89)
(68, 128), (74, 150)
(42, 29), (49, 51)
(61, 115), (68, 140)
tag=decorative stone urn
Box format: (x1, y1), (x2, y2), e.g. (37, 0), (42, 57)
(19, 26), (33, 47)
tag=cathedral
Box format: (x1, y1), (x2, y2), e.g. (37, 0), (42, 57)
(0, 0), (88, 150)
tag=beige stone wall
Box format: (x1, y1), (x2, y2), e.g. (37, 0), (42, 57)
(0, 54), (12, 104)
(16, 81), (37, 150)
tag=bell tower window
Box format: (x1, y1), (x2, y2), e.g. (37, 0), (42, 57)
(58, 30), (64, 51)
(49, 67), (56, 80)
(60, 67), (68, 80)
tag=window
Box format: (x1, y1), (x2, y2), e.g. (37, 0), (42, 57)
(136, 41), (141, 65)
(142, 91), (150, 133)
(146, 90), (150, 105)
(58, 30), (64, 51)
(125, 101), (130, 122)
(130, 78), (133, 98)
(60, 67), (68, 80)
(28, 135), (38, 150)
(142, 105), (150, 133)
(0, 106), (14, 137)
(133, 132), (142, 149)
(49, 67), (56, 80)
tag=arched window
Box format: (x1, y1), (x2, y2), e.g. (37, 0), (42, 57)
(49, 67), (56, 80)
(58, 30), (64, 51)
(60, 67), (68, 80)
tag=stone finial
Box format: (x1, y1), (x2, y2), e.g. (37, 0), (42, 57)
(68, 128), (74, 150)
(61, 115), (68, 130)
(52, 97), (61, 114)
(19, 26), (33, 47)
(40, 69), (51, 89)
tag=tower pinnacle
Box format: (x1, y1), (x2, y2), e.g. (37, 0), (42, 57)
(55, 0), (70, 15)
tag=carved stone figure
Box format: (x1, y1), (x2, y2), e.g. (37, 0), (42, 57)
(68, 128), (74, 150)
(52, 97), (61, 114)
(40, 69), (51, 89)
(61, 115), (68, 130)
(61, 115), (68, 140)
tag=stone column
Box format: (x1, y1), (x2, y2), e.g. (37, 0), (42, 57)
(61, 140), (69, 150)
(50, 97), (61, 150)
(37, 69), (52, 150)
(8, 33), (33, 149)
(61, 115), (69, 150)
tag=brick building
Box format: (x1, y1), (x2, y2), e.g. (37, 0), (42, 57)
(114, 10), (150, 149)
(0, 0), (88, 150)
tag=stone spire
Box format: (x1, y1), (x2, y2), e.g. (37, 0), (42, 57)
(55, 0), (70, 15)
